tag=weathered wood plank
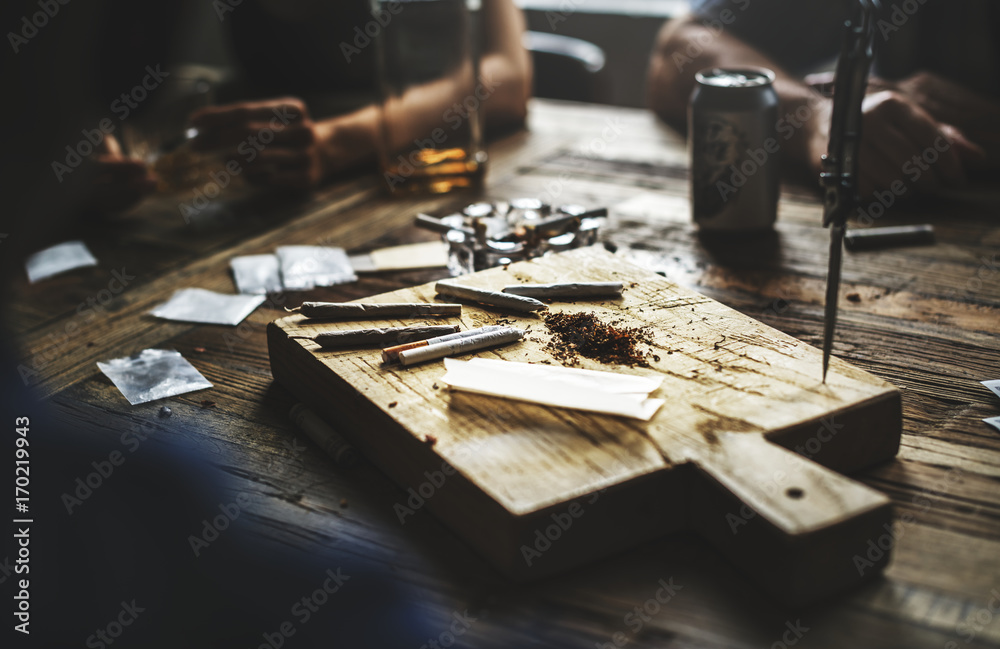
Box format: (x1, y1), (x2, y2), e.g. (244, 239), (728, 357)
(11, 99), (1000, 648)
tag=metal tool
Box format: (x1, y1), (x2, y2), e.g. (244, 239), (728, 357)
(820, 0), (879, 382)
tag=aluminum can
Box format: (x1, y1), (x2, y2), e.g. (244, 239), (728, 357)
(689, 67), (779, 231)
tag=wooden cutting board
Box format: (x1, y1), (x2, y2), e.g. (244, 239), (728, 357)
(267, 246), (901, 605)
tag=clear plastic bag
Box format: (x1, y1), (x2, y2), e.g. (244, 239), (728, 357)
(149, 288), (265, 325)
(97, 349), (212, 405)
(26, 241), (97, 283)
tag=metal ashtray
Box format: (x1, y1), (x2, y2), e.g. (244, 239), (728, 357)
(415, 199), (607, 275)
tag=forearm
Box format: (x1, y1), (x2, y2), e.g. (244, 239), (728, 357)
(315, 106), (380, 178)
(312, 0), (531, 179)
(479, 0), (532, 132)
(647, 15), (830, 175)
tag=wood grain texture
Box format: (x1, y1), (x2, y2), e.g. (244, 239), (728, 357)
(8, 100), (1000, 648)
(268, 246), (900, 603)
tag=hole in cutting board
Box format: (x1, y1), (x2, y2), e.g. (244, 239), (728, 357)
(786, 487), (805, 499)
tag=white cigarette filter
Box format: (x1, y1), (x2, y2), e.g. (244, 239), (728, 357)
(501, 282), (623, 299)
(435, 282), (547, 313)
(381, 325), (509, 364)
(398, 328), (525, 366)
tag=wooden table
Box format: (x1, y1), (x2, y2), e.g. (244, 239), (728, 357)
(7, 100), (1000, 648)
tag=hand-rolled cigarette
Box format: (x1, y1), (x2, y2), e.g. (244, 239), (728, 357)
(415, 213), (475, 236)
(532, 212), (581, 234)
(435, 282), (547, 313)
(289, 403), (359, 467)
(556, 205), (608, 219)
(290, 324), (459, 348)
(501, 282), (623, 299)
(381, 325), (509, 364)
(398, 328), (525, 366)
(844, 225), (935, 251)
(287, 301), (462, 319)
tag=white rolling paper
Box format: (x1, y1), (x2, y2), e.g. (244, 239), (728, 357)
(440, 358), (665, 421)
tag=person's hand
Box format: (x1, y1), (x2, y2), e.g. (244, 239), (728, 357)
(190, 98), (331, 191)
(855, 90), (986, 197)
(83, 134), (157, 213)
(895, 71), (1000, 173)
(896, 72), (1000, 138)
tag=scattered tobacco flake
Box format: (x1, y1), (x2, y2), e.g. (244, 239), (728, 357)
(194, 346), (206, 353)
(86, 341), (95, 347)
(653, 354), (661, 362)
(432, 383), (439, 390)
(424, 434), (438, 446)
(388, 401), (398, 408)
(199, 400), (216, 409)
(543, 311), (651, 367)
(846, 293), (861, 303)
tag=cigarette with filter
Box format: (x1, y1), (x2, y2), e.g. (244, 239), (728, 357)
(398, 328), (525, 366)
(287, 302), (462, 319)
(435, 282), (547, 313)
(501, 282), (623, 299)
(381, 325), (509, 364)
(290, 324), (459, 348)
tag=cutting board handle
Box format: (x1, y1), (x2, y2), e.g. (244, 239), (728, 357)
(687, 433), (894, 604)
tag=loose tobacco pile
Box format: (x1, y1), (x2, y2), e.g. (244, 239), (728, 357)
(543, 312), (651, 367)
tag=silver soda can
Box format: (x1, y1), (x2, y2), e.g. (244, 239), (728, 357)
(689, 68), (779, 231)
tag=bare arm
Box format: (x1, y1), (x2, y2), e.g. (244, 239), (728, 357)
(191, 0), (531, 190)
(646, 14), (985, 196)
(646, 15), (828, 184)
